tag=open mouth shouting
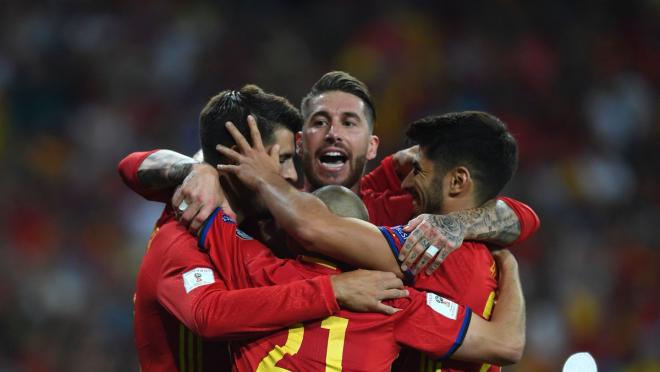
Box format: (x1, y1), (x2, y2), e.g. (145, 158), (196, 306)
(317, 147), (349, 172)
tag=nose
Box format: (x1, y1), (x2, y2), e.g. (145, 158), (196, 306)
(401, 170), (414, 190)
(280, 161), (298, 184)
(324, 121), (343, 143)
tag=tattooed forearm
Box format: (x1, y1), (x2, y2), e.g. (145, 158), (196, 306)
(137, 150), (198, 189)
(435, 215), (465, 243)
(450, 199), (521, 246)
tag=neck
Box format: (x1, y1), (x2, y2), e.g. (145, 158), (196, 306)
(441, 195), (477, 214)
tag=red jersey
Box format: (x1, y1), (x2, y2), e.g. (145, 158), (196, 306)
(380, 225), (499, 372)
(133, 207), (340, 372)
(199, 209), (473, 372)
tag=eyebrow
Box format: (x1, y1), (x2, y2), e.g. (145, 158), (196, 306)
(310, 110), (363, 122)
(279, 151), (293, 158)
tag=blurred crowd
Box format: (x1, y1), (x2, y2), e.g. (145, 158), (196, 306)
(1, 1), (658, 371)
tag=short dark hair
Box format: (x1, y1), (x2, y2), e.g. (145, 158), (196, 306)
(406, 111), (518, 204)
(301, 71), (376, 128)
(200, 84), (302, 167)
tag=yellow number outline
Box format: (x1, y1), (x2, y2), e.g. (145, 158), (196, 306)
(257, 316), (349, 371)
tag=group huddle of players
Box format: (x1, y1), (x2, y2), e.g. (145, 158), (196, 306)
(118, 71), (540, 371)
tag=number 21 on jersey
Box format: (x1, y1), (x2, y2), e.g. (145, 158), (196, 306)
(257, 316), (349, 371)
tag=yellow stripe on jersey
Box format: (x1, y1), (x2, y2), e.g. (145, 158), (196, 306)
(419, 353), (442, 372)
(179, 324), (186, 371)
(178, 324), (204, 372)
(299, 255), (339, 270)
(188, 328), (194, 372)
(477, 290), (497, 372)
(483, 291), (496, 320)
(197, 335), (202, 372)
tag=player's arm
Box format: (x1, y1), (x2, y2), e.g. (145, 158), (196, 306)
(263, 182), (404, 277)
(136, 149), (198, 190)
(452, 249), (525, 365)
(156, 236), (405, 340)
(117, 149), (225, 231)
(400, 197), (539, 275)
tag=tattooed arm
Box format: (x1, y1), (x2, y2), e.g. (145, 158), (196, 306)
(137, 150), (197, 189)
(129, 149), (225, 232)
(459, 198), (521, 244)
(399, 199), (522, 275)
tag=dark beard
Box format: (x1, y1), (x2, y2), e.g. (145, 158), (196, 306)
(302, 151), (367, 191)
(424, 173), (445, 213)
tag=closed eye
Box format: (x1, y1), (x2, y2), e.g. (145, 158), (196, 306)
(279, 154), (293, 164)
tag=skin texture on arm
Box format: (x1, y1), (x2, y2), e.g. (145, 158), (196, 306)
(126, 148), (225, 232)
(460, 198), (521, 244)
(137, 149), (197, 189)
(451, 249), (525, 365)
(400, 198), (529, 275)
(264, 175), (404, 277)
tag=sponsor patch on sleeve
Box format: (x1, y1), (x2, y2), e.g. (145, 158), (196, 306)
(182, 268), (215, 293)
(426, 293), (458, 320)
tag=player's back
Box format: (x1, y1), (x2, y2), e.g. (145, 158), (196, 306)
(232, 308), (399, 371)
(134, 217), (231, 372)
(231, 258), (469, 372)
(231, 290), (467, 372)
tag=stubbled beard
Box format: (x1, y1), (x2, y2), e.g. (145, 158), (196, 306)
(302, 151), (367, 191)
(422, 174), (444, 214)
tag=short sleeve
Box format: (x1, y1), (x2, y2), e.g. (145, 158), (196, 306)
(393, 289), (472, 361)
(497, 197), (540, 245)
(360, 155), (404, 193)
(378, 225), (414, 281)
(117, 150), (175, 202)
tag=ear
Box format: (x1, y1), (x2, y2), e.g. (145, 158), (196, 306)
(295, 131), (303, 156)
(366, 135), (380, 161)
(447, 166), (471, 196)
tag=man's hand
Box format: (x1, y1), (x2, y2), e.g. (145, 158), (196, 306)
(216, 116), (281, 190)
(331, 270), (408, 315)
(400, 214), (466, 276)
(392, 145), (419, 180)
(172, 163), (225, 233)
